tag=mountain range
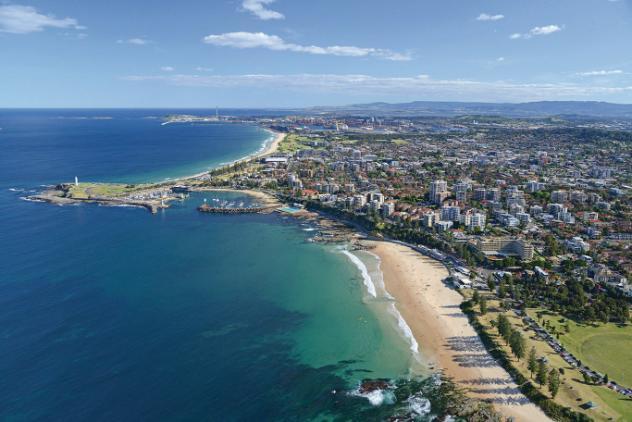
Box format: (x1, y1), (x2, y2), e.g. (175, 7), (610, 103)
(307, 101), (632, 119)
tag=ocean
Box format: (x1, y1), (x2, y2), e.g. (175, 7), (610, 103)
(0, 110), (429, 421)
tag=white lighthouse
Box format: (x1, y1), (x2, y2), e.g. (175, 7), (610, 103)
(74, 176), (79, 186)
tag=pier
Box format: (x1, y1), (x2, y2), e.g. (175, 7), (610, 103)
(197, 203), (270, 214)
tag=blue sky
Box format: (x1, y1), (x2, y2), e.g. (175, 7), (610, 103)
(2, 0), (632, 107)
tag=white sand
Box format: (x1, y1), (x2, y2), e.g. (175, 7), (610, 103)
(260, 130), (286, 157)
(366, 240), (551, 421)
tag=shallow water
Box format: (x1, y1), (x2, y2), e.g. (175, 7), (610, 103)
(0, 110), (421, 420)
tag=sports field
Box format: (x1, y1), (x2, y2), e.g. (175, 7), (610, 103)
(528, 309), (632, 387)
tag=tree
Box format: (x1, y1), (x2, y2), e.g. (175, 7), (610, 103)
(528, 347), (538, 378)
(548, 369), (560, 398)
(509, 330), (526, 360)
(479, 296), (488, 315)
(498, 283), (507, 298)
(472, 290), (480, 305)
(487, 276), (495, 291)
(513, 287), (522, 302)
(582, 372), (592, 385)
(545, 235), (561, 256)
(536, 360), (548, 386)
(604, 373), (609, 384)
(497, 314), (511, 344)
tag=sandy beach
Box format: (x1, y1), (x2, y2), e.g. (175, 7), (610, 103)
(365, 240), (551, 421)
(181, 129), (286, 181)
(261, 129), (286, 157)
(185, 130), (285, 205)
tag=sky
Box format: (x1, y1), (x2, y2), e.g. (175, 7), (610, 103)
(1, 0), (632, 107)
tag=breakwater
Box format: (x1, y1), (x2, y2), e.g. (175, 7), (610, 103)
(197, 203), (270, 214)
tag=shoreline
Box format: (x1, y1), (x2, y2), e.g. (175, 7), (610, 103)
(23, 117), (545, 419)
(177, 127), (286, 182)
(339, 246), (429, 383)
(362, 240), (551, 421)
(22, 118), (548, 419)
(26, 126), (287, 212)
(342, 248), (422, 358)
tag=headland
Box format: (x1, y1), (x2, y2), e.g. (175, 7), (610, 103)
(27, 128), (286, 213)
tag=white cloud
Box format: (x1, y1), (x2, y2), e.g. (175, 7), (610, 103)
(511, 25), (563, 39)
(161, 66), (175, 72)
(195, 66), (214, 72)
(497, 57), (505, 62)
(0, 5), (84, 34)
(476, 13), (504, 21)
(117, 38), (150, 45)
(202, 32), (411, 61)
(531, 25), (562, 36)
(241, 0), (284, 20)
(122, 73), (632, 102)
(577, 69), (624, 76)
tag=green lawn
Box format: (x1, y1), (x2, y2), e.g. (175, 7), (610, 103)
(277, 134), (315, 153)
(593, 386), (632, 421)
(528, 309), (632, 387)
(67, 183), (145, 199)
(478, 301), (630, 420)
(391, 138), (410, 146)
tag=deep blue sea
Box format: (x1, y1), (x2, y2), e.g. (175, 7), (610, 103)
(0, 110), (426, 421)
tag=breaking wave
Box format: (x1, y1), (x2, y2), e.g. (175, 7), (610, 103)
(349, 385), (396, 406)
(390, 303), (419, 355)
(341, 250), (377, 297)
(19, 197), (45, 203)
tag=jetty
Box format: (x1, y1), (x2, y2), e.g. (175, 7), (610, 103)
(197, 203), (271, 214)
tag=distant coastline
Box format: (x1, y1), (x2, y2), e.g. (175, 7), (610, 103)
(156, 116), (286, 180)
(26, 121), (286, 213)
(181, 128), (285, 181)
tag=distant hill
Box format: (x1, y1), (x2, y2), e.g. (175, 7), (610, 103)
(309, 101), (632, 118)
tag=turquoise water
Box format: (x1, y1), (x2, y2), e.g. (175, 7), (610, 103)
(0, 110), (421, 420)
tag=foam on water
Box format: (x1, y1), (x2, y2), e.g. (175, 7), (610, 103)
(19, 197), (45, 203)
(341, 247), (420, 357)
(341, 250), (377, 297)
(1, 111), (428, 419)
(361, 250), (395, 299)
(366, 249), (419, 356)
(219, 130), (276, 167)
(407, 393), (432, 415)
(390, 303), (419, 354)
(349, 386), (396, 406)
